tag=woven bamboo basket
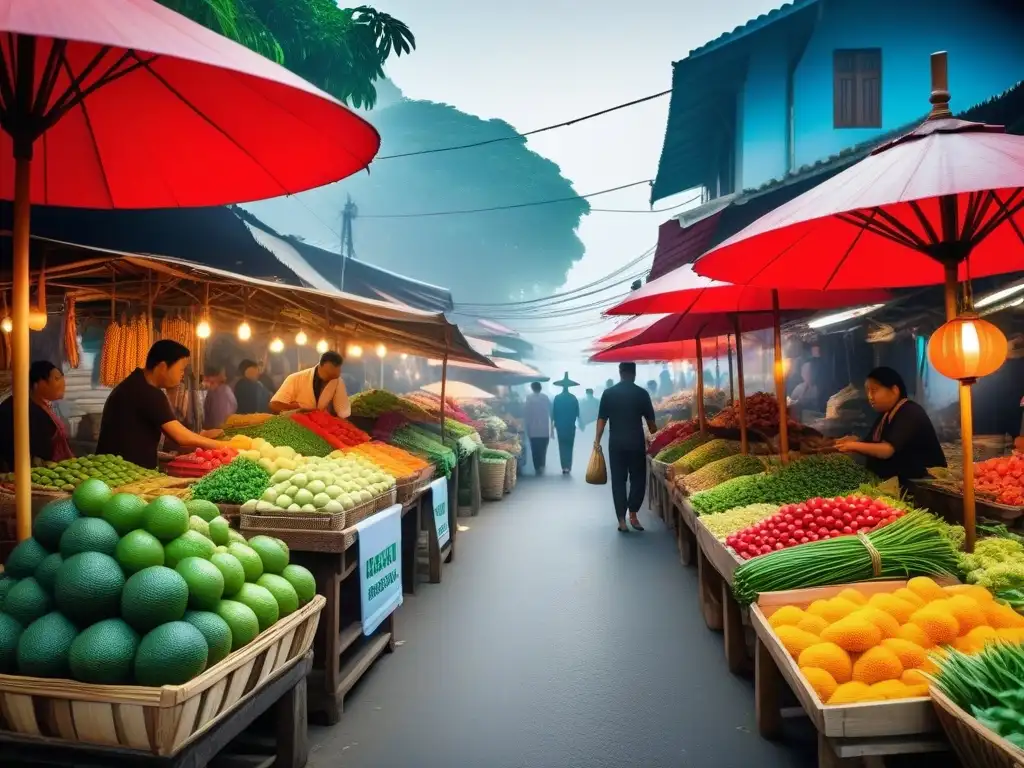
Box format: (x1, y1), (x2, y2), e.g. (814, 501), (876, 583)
(480, 459), (507, 501)
(0, 595), (324, 755)
(396, 464), (434, 504)
(374, 486), (398, 511)
(931, 687), (1024, 768)
(503, 457), (517, 494)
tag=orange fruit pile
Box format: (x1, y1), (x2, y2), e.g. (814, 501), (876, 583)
(767, 577), (1024, 705)
(351, 441), (429, 478)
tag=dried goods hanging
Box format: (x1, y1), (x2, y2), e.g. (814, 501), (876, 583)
(99, 313), (151, 387)
(160, 315), (195, 355)
(63, 297), (79, 369)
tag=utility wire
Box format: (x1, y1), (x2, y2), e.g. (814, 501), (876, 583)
(376, 89), (672, 160)
(357, 180), (653, 219)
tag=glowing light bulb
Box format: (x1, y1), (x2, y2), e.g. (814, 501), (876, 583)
(400, 353), (408, 360)
(295, 330), (308, 346)
(196, 319), (211, 339)
(0, 317), (11, 333)
(270, 337), (285, 353)
(348, 344), (363, 358)
(237, 321), (252, 341)
(960, 319), (981, 374)
(376, 344), (387, 358)
(316, 339), (329, 354)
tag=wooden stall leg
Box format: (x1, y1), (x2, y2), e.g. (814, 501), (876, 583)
(276, 673), (310, 768)
(755, 637), (784, 740)
(471, 453), (482, 515)
(678, 505), (696, 567)
(817, 733), (879, 768)
(319, 565), (342, 725)
(723, 582), (751, 675)
(385, 611), (397, 652)
(425, 499), (442, 584)
(697, 545), (724, 631)
(402, 504), (418, 595)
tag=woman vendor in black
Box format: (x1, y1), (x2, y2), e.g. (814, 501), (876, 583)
(836, 366), (946, 487)
(0, 360), (73, 470)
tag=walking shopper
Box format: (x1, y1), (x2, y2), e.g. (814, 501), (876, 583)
(551, 372), (581, 474)
(594, 363), (657, 532)
(524, 381), (552, 475)
(579, 388), (599, 429)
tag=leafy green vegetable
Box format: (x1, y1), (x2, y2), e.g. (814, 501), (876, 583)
(190, 458), (271, 505)
(932, 642), (1024, 744)
(677, 439), (741, 473)
(656, 433), (711, 464)
(683, 454), (765, 494)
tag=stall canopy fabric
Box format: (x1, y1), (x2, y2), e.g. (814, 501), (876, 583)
(421, 381), (494, 400)
(2, 241), (490, 366)
(595, 314), (671, 346)
(0, 203), (456, 313)
(427, 356), (548, 383)
(602, 311), (797, 355)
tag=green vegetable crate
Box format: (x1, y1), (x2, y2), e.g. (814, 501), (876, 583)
(0, 595), (324, 755)
(931, 687), (1024, 768)
(242, 491), (382, 532)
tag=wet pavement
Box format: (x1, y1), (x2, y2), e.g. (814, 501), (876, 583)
(308, 437), (817, 768)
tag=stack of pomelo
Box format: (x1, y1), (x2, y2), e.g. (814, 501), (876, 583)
(0, 478), (316, 687)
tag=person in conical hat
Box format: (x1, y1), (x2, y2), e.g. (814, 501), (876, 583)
(551, 372), (581, 475)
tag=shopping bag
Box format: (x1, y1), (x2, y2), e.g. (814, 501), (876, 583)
(586, 445), (607, 485)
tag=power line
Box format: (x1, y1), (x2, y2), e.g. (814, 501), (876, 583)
(376, 89), (672, 160)
(357, 180), (653, 219)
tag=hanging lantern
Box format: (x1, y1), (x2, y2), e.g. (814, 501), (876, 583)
(928, 312), (1007, 382)
(376, 344), (387, 358)
(295, 330), (308, 346)
(237, 321), (252, 341)
(269, 337), (285, 353)
(1, 316), (12, 333)
(348, 344), (363, 358)
(316, 339), (329, 354)
(196, 319), (212, 339)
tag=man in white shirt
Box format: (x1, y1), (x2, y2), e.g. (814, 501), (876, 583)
(523, 381), (552, 475)
(270, 351), (351, 418)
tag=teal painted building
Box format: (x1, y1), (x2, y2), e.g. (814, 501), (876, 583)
(652, 0), (1024, 202)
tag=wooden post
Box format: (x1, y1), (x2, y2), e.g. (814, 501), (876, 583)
(12, 155), (31, 541)
(732, 315), (748, 455)
(695, 335), (706, 432)
(772, 290), (790, 464)
(944, 263), (976, 551)
(726, 333), (735, 404)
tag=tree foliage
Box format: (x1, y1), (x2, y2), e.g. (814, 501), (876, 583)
(245, 92), (589, 302)
(158, 0), (414, 108)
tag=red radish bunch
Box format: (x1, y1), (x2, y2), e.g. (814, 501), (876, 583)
(167, 447), (237, 477)
(975, 454), (1024, 506)
(725, 495), (904, 560)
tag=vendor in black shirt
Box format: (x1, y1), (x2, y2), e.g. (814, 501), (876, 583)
(0, 360), (73, 470)
(836, 366), (946, 488)
(96, 340), (226, 469)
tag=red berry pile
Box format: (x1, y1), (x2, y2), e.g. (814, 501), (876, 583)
(167, 446), (237, 478)
(725, 495), (904, 560)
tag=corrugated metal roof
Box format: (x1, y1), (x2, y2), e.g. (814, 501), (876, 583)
(685, 0), (820, 60)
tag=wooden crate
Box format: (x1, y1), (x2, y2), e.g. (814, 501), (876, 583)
(752, 581), (939, 739)
(0, 595), (325, 756)
(694, 517), (752, 674)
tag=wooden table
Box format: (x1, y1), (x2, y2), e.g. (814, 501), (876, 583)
(694, 516), (753, 675)
(250, 527), (396, 725)
(0, 653), (313, 768)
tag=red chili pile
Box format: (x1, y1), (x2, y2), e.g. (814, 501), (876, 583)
(725, 495), (905, 560)
(167, 446), (237, 478)
(710, 392), (800, 435)
(647, 420), (698, 456)
(290, 411), (370, 451)
(975, 454), (1024, 506)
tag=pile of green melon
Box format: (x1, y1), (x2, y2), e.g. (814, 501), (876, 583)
(0, 478), (316, 687)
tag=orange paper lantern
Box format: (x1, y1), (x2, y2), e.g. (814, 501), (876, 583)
(928, 313), (1007, 382)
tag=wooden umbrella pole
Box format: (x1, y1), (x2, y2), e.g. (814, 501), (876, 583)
(772, 289), (790, 464)
(944, 262), (976, 550)
(439, 333), (450, 444)
(12, 156), (31, 541)
(726, 333), (735, 404)
(732, 315), (748, 455)
(695, 335), (706, 432)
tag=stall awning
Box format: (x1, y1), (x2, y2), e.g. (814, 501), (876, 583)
(427, 356), (547, 382)
(1, 240), (491, 367)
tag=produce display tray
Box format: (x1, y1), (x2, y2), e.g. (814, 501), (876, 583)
(751, 581), (939, 739)
(910, 479), (1024, 524)
(0, 595), (324, 755)
(931, 686), (1024, 768)
(246, 526), (357, 554)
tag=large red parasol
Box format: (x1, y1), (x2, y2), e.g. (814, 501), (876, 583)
(589, 336), (723, 364)
(606, 264), (889, 457)
(0, 0), (382, 539)
(693, 52), (1024, 549)
(594, 314), (671, 346)
(608, 265), (890, 317)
